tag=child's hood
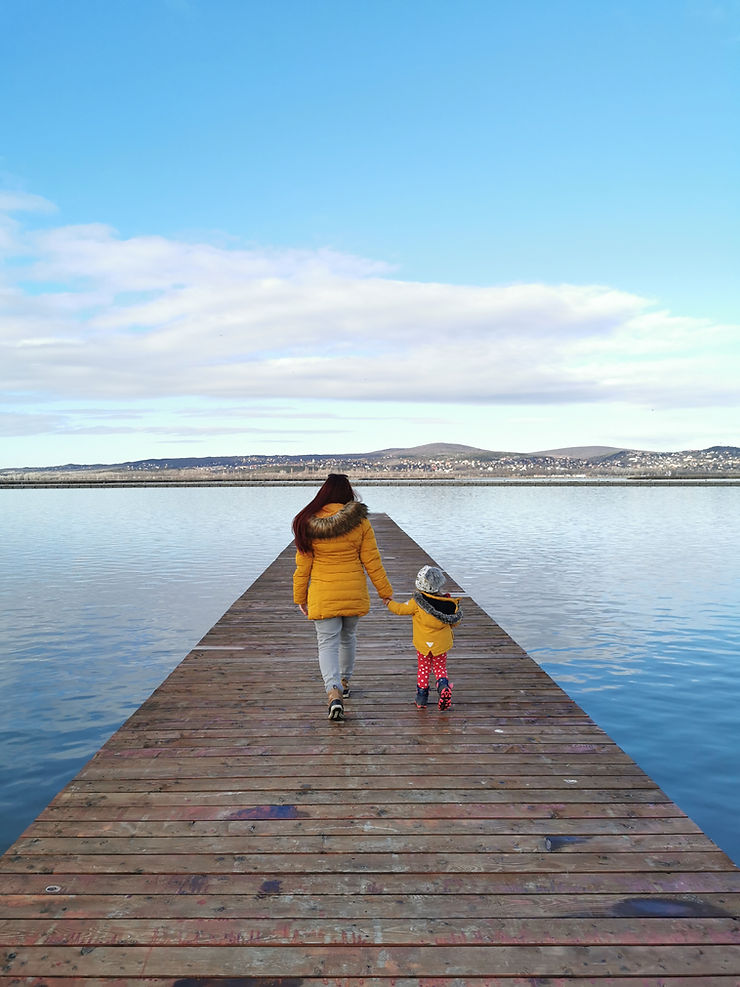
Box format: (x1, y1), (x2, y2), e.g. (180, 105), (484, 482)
(414, 591), (463, 625)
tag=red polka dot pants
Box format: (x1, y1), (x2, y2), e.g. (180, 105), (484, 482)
(417, 650), (448, 688)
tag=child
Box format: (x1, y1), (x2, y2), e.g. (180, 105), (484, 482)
(385, 565), (462, 710)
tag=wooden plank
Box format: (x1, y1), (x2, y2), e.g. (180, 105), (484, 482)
(2, 869), (740, 896)
(34, 799), (691, 821)
(4, 850), (734, 875)
(3, 981), (740, 987)
(23, 816), (705, 836)
(2, 943), (740, 978)
(1, 512), (738, 983)
(2, 980), (739, 987)
(1, 980), (739, 987)
(8, 833), (723, 855)
(3, 892), (739, 921)
(77, 759), (649, 776)
(3, 916), (740, 947)
(78, 761), (648, 778)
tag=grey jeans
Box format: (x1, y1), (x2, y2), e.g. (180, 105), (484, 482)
(314, 616), (359, 693)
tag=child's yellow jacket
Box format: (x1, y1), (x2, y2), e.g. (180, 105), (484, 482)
(387, 591), (462, 656)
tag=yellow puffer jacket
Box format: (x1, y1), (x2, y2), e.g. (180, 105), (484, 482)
(387, 591), (462, 656)
(293, 501), (393, 620)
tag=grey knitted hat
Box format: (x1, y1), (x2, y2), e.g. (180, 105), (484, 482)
(415, 565), (446, 594)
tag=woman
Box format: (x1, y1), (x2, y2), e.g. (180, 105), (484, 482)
(292, 474), (393, 721)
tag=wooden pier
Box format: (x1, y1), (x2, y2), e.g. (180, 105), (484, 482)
(1, 514), (739, 983)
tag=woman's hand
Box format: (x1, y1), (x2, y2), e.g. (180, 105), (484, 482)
(382, 597), (392, 606)
(298, 603), (308, 616)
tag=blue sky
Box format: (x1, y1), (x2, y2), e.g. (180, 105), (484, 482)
(1, 0), (738, 467)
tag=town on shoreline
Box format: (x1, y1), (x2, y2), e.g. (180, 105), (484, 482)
(2, 443), (739, 486)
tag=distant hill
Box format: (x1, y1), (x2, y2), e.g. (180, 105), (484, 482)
(370, 443), (654, 461)
(7, 443), (513, 473)
(529, 445), (638, 460)
(593, 445), (740, 468)
(365, 442), (515, 461)
(2, 443), (739, 478)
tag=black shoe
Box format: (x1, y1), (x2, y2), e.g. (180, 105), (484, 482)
(415, 687), (429, 708)
(436, 677), (452, 711)
(341, 677), (351, 698)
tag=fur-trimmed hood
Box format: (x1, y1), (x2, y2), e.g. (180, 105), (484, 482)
(413, 591), (463, 626)
(307, 500), (368, 540)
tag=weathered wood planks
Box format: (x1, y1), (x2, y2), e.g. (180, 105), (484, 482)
(1, 513), (739, 984)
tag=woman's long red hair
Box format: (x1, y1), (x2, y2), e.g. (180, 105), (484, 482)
(292, 473), (357, 553)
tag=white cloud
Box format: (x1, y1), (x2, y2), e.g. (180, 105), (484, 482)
(1, 198), (739, 416)
(0, 190), (56, 214)
(0, 191), (57, 255)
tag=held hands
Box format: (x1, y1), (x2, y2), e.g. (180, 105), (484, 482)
(382, 597), (392, 606)
(298, 603), (308, 616)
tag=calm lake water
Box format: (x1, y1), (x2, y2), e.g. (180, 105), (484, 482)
(1, 483), (739, 864)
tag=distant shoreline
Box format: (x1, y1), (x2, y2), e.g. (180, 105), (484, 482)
(2, 477), (739, 488)
(3, 443), (737, 487)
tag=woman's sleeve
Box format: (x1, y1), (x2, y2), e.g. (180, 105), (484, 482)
(359, 521), (393, 599)
(292, 550), (313, 605)
(387, 599), (415, 616)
